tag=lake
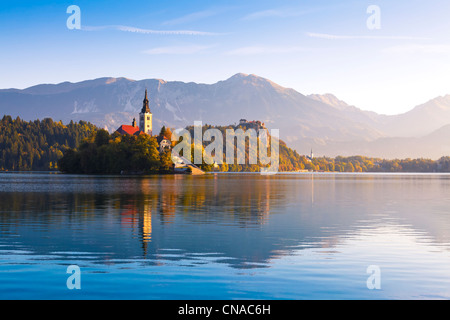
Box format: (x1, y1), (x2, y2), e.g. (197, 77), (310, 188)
(1, 172), (450, 299)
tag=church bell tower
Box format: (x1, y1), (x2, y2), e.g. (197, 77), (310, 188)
(139, 89), (153, 135)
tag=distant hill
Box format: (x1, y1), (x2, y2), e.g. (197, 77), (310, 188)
(1, 74), (450, 159)
(303, 124), (450, 159)
(308, 94), (450, 158)
(382, 95), (450, 137)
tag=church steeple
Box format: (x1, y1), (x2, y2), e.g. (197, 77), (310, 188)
(142, 89), (151, 114)
(139, 89), (153, 135)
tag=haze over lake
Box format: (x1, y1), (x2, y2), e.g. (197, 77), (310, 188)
(1, 172), (450, 299)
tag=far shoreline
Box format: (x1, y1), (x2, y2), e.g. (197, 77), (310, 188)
(2, 170), (450, 176)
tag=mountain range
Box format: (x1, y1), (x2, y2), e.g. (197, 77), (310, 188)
(1, 73), (450, 159)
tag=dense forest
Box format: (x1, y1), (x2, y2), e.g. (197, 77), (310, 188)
(0, 115), (98, 171)
(2, 115), (450, 173)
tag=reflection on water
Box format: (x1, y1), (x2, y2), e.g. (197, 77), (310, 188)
(1, 173), (450, 299)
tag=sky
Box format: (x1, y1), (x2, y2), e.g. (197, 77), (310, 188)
(1, 0), (450, 115)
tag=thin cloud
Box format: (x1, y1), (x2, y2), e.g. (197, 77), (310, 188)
(142, 45), (212, 55)
(225, 46), (308, 56)
(306, 32), (430, 40)
(162, 10), (217, 26)
(382, 44), (450, 54)
(243, 8), (316, 20)
(81, 25), (220, 36)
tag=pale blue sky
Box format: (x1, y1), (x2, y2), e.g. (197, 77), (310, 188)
(1, 0), (450, 114)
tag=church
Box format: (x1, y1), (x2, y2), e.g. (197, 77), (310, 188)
(116, 89), (153, 136)
(115, 90), (171, 152)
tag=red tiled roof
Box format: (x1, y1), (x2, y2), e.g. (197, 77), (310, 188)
(157, 136), (171, 143)
(116, 125), (140, 136)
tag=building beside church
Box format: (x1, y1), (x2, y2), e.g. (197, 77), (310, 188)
(157, 136), (172, 153)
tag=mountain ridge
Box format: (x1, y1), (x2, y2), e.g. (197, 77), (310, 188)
(1, 73), (449, 159)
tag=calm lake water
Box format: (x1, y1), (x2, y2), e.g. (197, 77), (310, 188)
(1, 172), (450, 299)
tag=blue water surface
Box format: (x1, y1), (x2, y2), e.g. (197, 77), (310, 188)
(1, 172), (450, 299)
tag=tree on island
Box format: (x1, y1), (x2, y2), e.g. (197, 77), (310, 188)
(159, 126), (173, 140)
(59, 130), (162, 174)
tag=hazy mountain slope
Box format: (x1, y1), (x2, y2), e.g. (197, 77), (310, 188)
(308, 93), (352, 111)
(307, 93), (389, 130)
(304, 124), (450, 159)
(383, 95), (450, 137)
